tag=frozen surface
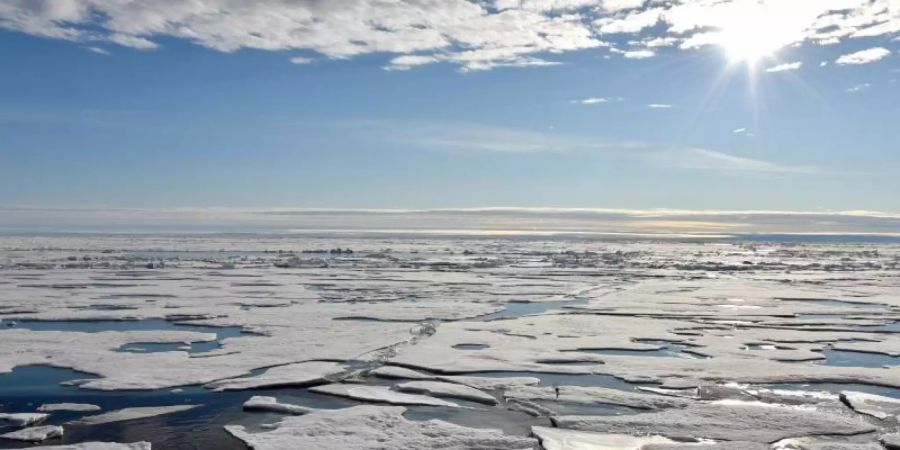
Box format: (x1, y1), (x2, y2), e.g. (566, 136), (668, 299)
(0, 413), (48, 427)
(394, 380), (497, 405)
(67, 405), (199, 426)
(0, 425), (64, 442)
(839, 391), (900, 419)
(532, 427), (677, 450)
(553, 402), (876, 442)
(25, 444), (151, 450)
(241, 395), (312, 415)
(224, 405), (537, 449)
(2, 234), (900, 448)
(37, 403), (101, 412)
(206, 361), (345, 391)
(309, 384), (460, 407)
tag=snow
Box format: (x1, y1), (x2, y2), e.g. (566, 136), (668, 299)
(309, 384), (460, 407)
(206, 361), (345, 391)
(0, 412), (48, 427)
(371, 365), (540, 390)
(38, 403), (101, 412)
(3, 236), (900, 449)
(840, 391), (900, 419)
(242, 396), (312, 415)
(68, 405), (200, 426)
(394, 380), (497, 405)
(553, 402), (876, 442)
(26, 444), (151, 450)
(0, 425), (64, 442)
(507, 385), (692, 410)
(532, 427), (677, 450)
(224, 405), (537, 449)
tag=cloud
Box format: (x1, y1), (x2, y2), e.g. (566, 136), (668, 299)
(765, 61), (802, 73)
(732, 127), (747, 134)
(650, 148), (819, 174)
(87, 46), (110, 55)
(647, 103), (672, 109)
(836, 47), (893, 65)
(289, 56), (314, 65)
(846, 83), (871, 93)
(0, 1), (894, 71)
(577, 97), (611, 105)
(4, 206), (900, 236)
(367, 120), (642, 153)
(621, 49), (655, 59)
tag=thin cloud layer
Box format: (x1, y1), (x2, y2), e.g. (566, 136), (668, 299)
(3, 206), (900, 236)
(0, 0), (896, 71)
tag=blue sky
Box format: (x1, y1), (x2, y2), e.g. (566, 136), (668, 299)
(1, 0), (899, 217)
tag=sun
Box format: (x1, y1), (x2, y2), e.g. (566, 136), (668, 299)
(718, 24), (782, 65)
(712, 4), (802, 67)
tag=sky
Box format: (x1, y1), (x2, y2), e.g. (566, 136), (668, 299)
(1, 0), (899, 233)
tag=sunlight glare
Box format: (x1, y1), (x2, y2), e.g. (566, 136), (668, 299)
(713, 3), (802, 66)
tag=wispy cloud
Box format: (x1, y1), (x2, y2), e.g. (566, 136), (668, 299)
(576, 97), (611, 105)
(648, 148), (820, 174)
(647, 103), (673, 109)
(836, 47), (892, 65)
(87, 46), (110, 56)
(765, 61), (802, 73)
(846, 83), (871, 93)
(289, 56), (315, 65)
(370, 121), (643, 153)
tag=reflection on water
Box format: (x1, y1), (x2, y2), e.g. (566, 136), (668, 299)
(476, 299), (588, 321)
(0, 366), (260, 450)
(822, 348), (900, 368)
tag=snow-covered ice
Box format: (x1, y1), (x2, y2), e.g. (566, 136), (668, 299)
(68, 405), (200, 426)
(224, 405), (537, 449)
(0, 424), (64, 442)
(2, 234), (900, 448)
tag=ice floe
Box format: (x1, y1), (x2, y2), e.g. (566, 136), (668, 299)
(68, 405), (199, 426)
(553, 401), (876, 442)
(308, 384), (460, 407)
(0, 424), (64, 442)
(241, 395), (312, 415)
(224, 405), (536, 449)
(394, 380), (497, 405)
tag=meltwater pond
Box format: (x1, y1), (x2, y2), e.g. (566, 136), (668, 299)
(822, 348), (900, 368)
(475, 299), (588, 321)
(7, 319), (247, 354)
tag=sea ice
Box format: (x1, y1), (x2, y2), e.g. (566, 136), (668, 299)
(224, 405), (537, 449)
(0, 412), (48, 427)
(553, 401), (875, 442)
(309, 384), (460, 407)
(38, 403), (102, 412)
(68, 405), (199, 426)
(839, 391), (900, 419)
(206, 361), (345, 391)
(0, 425), (64, 442)
(531, 427), (677, 450)
(242, 396), (312, 415)
(394, 380), (497, 405)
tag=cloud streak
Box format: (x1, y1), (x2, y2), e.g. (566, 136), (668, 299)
(765, 61), (802, 73)
(836, 47), (893, 65)
(647, 148), (821, 174)
(3, 206), (900, 236)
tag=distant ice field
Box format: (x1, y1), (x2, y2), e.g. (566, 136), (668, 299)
(1, 233), (900, 449)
